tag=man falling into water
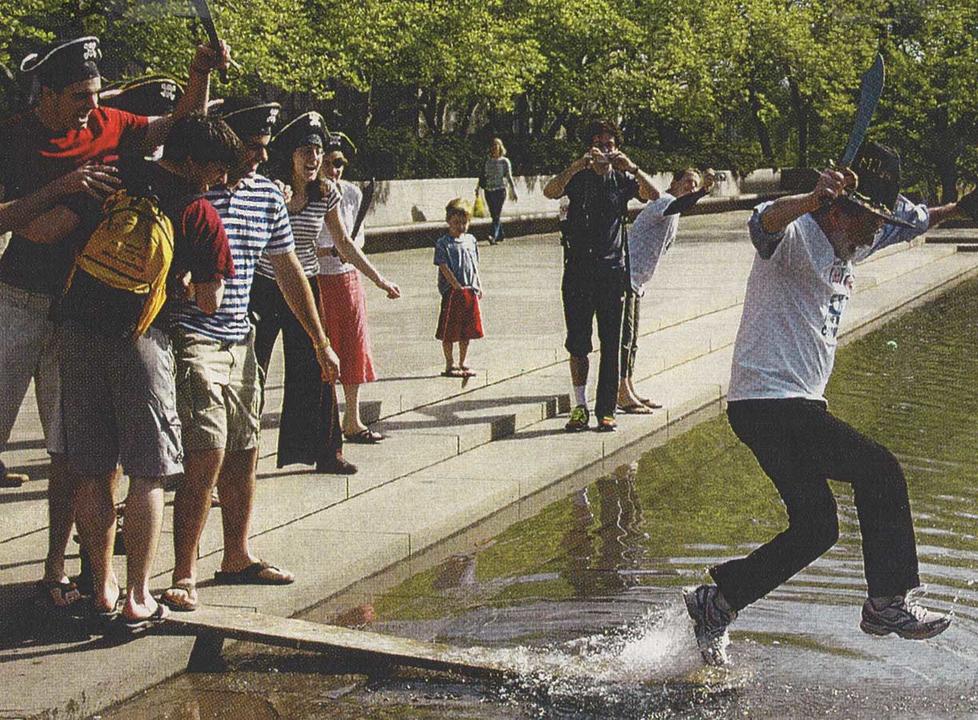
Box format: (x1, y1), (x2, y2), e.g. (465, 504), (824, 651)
(684, 142), (977, 666)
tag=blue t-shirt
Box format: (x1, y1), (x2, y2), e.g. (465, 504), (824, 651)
(169, 172), (295, 342)
(433, 232), (480, 296)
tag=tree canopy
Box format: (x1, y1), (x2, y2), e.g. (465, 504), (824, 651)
(1, 0), (974, 197)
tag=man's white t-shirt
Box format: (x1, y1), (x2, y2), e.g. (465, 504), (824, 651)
(628, 192), (680, 294)
(728, 198), (929, 403)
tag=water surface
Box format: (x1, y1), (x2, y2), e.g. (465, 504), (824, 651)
(101, 279), (978, 719)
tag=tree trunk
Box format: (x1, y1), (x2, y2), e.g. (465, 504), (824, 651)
(788, 77), (809, 167)
(747, 79), (775, 165)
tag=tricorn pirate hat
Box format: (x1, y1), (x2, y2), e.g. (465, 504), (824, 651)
(220, 98), (282, 139)
(272, 111), (329, 154)
(839, 141), (914, 229)
(20, 36), (101, 89)
(100, 75), (184, 116)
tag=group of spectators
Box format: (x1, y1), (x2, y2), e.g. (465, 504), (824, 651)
(0, 36), (396, 631)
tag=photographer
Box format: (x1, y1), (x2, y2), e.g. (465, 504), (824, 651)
(543, 119), (656, 432)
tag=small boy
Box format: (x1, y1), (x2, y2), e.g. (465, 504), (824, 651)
(434, 198), (484, 377)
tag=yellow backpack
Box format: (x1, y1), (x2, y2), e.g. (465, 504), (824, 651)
(66, 189), (175, 338)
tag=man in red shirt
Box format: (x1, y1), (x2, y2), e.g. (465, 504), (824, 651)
(0, 35), (229, 610)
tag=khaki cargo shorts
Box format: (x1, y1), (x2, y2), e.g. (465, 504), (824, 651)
(171, 326), (264, 452)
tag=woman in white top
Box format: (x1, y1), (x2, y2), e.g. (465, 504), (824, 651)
(316, 132), (400, 443)
(477, 137), (518, 245)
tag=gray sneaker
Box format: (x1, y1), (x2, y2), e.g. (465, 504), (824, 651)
(683, 584), (737, 666)
(860, 588), (951, 640)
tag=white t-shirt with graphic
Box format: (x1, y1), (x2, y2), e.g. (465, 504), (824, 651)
(729, 198), (928, 402)
(627, 192), (680, 294)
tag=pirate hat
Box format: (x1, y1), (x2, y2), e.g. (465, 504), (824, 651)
(272, 111), (329, 154)
(220, 98), (282, 139)
(839, 141), (914, 229)
(20, 36), (101, 90)
(100, 76), (184, 116)
(324, 130), (357, 158)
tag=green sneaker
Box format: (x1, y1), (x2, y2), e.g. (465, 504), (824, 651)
(564, 404), (590, 432)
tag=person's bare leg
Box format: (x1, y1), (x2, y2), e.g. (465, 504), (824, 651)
(617, 377), (642, 407)
(171, 448), (224, 586)
(458, 340), (470, 370)
(73, 470), (121, 612)
(217, 448), (259, 571)
(442, 341), (455, 372)
(43, 454), (75, 584)
(122, 477), (164, 621)
(341, 382), (365, 436)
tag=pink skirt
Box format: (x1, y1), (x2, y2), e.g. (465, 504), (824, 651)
(316, 271), (377, 385)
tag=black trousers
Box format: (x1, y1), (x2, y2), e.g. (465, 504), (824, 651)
(712, 398), (920, 611)
(619, 287), (640, 380)
(485, 188), (506, 242)
(561, 258), (625, 418)
(250, 274), (342, 468)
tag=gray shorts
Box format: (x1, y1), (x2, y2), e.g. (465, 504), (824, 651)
(171, 326), (263, 452)
(59, 322), (182, 478)
(0, 282), (64, 455)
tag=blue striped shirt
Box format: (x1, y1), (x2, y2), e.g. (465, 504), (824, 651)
(169, 173), (295, 342)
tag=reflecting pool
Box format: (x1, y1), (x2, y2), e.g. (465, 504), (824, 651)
(101, 278), (978, 719)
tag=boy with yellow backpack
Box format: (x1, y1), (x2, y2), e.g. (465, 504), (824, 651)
(57, 113), (241, 632)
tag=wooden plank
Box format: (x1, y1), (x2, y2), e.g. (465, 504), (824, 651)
(165, 606), (510, 679)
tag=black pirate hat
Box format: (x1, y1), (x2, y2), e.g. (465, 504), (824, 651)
(272, 111), (329, 154)
(839, 141), (914, 229)
(324, 130), (357, 158)
(20, 36), (101, 90)
(220, 98), (282, 139)
(100, 76), (184, 116)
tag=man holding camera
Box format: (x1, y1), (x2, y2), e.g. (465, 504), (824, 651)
(543, 120), (657, 432)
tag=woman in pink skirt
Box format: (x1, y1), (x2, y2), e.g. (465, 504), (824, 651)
(316, 133), (400, 442)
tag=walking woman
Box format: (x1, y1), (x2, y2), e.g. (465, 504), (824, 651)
(316, 132), (401, 443)
(478, 138), (518, 245)
(250, 111), (355, 474)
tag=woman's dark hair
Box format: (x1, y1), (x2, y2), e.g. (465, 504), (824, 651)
(162, 113), (244, 168)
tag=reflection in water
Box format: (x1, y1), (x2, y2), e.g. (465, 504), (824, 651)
(103, 280), (978, 718)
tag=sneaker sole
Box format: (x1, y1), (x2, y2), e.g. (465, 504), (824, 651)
(859, 617), (951, 640)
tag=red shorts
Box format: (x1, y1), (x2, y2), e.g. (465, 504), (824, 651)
(435, 288), (484, 342)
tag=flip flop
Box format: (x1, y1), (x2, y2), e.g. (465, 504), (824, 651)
(618, 403), (654, 415)
(344, 428), (386, 444)
(458, 367), (477, 377)
(36, 579), (84, 608)
(441, 368), (464, 378)
(160, 580), (199, 612)
(214, 560), (295, 585)
(639, 397), (663, 409)
(119, 603), (169, 636)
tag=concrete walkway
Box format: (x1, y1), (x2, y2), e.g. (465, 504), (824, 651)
(2, 213), (978, 719)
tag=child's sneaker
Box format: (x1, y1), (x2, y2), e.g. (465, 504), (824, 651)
(564, 405), (590, 432)
(860, 589), (950, 639)
(683, 584), (736, 666)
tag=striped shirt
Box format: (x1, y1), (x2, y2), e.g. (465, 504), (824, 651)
(169, 173), (294, 342)
(257, 183), (340, 280)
